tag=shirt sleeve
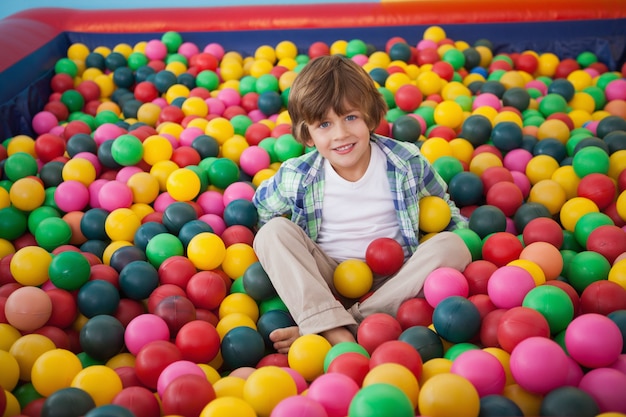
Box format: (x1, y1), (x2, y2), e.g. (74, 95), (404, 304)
(252, 165), (295, 228)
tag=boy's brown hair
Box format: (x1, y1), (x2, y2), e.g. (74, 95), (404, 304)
(287, 54), (388, 144)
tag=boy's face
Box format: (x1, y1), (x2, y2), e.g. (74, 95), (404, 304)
(304, 107), (372, 182)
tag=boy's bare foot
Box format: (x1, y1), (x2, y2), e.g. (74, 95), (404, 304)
(270, 326), (300, 354)
(270, 325), (357, 353)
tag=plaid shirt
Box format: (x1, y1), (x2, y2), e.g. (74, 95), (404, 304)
(253, 134), (468, 255)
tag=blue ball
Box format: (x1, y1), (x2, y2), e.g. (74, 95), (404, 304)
(491, 121), (523, 152)
(119, 260), (159, 300)
(79, 315), (125, 362)
(533, 137), (567, 162)
(256, 310), (296, 349)
(223, 199), (258, 230)
(469, 205), (507, 239)
(448, 171), (484, 207)
(85, 404), (135, 417)
(134, 221), (168, 252)
(163, 202), (198, 235)
(398, 325), (444, 362)
(479, 395), (524, 417)
(178, 219), (214, 248)
(42, 387), (96, 417)
(257, 91), (283, 116)
(80, 208), (109, 241)
(221, 326), (266, 370)
(432, 296), (481, 343)
(77, 280), (120, 318)
(242, 262), (277, 302)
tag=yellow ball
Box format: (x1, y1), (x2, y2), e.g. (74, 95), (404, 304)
(9, 177), (46, 211)
(525, 155), (560, 185)
(165, 61), (188, 77)
(333, 259), (374, 299)
(216, 313), (257, 339)
(419, 137), (453, 164)
(469, 152), (503, 177)
(449, 138), (475, 166)
(560, 197), (600, 232)
(0, 350), (19, 391)
(499, 71), (526, 89)
(10, 246), (52, 286)
(182, 96), (209, 118)
(275, 40), (298, 60)
(0, 323), (21, 351)
(200, 396), (257, 417)
(568, 109), (593, 129)
(243, 366), (298, 417)
(106, 352), (136, 369)
(568, 92), (596, 114)
(219, 293), (259, 322)
(475, 46), (493, 68)
(112, 43), (133, 58)
(71, 365), (123, 407)
(441, 81), (471, 101)
(527, 179), (567, 215)
(199, 364), (222, 385)
(105, 208), (141, 242)
(94, 74), (115, 98)
(2, 391), (20, 417)
(67, 43), (90, 61)
(419, 357), (452, 387)
(143, 135), (174, 166)
(288, 334), (332, 381)
(417, 71), (443, 96)
(419, 196), (452, 233)
(150, 160), (179, 192)
(330, 39), (348, 56)
(10, 334), (56, 381)
(136, 102), (162, 126)
(418, 373), (480, 417)
(252, 168), (276, 187)
(567, 69), (593, 91)
(536, 119), (570, 144)
(483, 347), (514, 386)
(537, 53), (560, 77)
(609, 150), (626, 181)
(507, 259), (546, 286)
(0, 238), (15, 260)
(167, 168), (201, 201)
(7, 135), (36, 157)
(617, 190), (626, 224)
(385, 72), (412, 95)
(363, 363), (420, 408)
(369, 51), (392, 68)
(249, 59), (275, 78)
(0, 187), (10, 209)
(187, 232), (226, 270)
(220, 60), (244, 82)
(503, 384), (543, 417)
(213, 376), (246, 398)
(32, 348), (83, 397)
(221, 136), (249, 165)
(278, 70), (298, 91)
(165, 84), (190, 104)
(205, 117), (235, 145)
(493, 111), (523, 128)
(255, 45), (277, 63)
(127, 172), (160, 204)
(62, 157), (97, 186)
(434, 100), (465, 129)
(551, 165), (581, 200)
(423, 26), (447, 43)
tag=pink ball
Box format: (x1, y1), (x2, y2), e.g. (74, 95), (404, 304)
(32, 111), (59, 135)
(248, 109), (267, 123)
(509, 336), (569, 395)
(606, 79), (626, 101)
(239, 146), (271, 177)
(487, 265), (536, 309)
(423, 267), (470, 308)
(74, 152), (102, 177)
(280, 367), (308, 394)
(473, 93), (502, 111)
(94, 123), (125, 145)
(416, 39), (437, 51)
(351, 54), (369, 66)
(270, 395), (328, 417)
(505, 217), (517, 234)
(564, 313), (623, 368)
(217, 88), (241, 107)
(153, 192), (176, 213)
(510, 171), (531, 199)
(179, 127), (204, 147)
(584, 120), (599, 135)
(609, 354), (626, 375)
(199, 214), (226, 236)
(205, 98), (225, 116)
(503, 148), (533, 173)
(55, 180), (90, 212)
(578, 367), (626, 413)
(98, 180), (133, 211)
(223, 182), (256, 206)
(116, 166), (143, 184)
(305, 372), (359, 417)
(450, 349), (506, 397)
(4, 286), (52, 331)
(196, 191), (225, 216)
(156, 360), (205, 398)
(408, 114), (427, 134)
(178, 42), (200, 59)
(203, 43), (225, 60)
(88, 179), (108, 208)
(525, 80), (548, 95)
(564, 355), (584, 387)
(125, 313), (171, 355)
(145, 39), (168, 60)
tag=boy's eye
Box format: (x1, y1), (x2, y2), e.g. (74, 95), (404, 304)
(346, 114), (357, 121)
(319, 121), (330, 129)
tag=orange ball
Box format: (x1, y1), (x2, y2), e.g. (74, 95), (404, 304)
(519, 241), (563, 281)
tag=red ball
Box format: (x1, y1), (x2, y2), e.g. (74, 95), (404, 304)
(190, 53), (218, 72)
(35, 133), (66, 163)
(369, 340), (423, 380)
(34, 325), (71, 350)
(241, 92), (260, 114)
(113, 386), (162, 417)
(604, 202), (626, 228)
(308, 41), (330, 58)
(76, 80), (101, 103)
(256, 352), (289, 368)
(114, 298), (146, 328)
(171, 146), (201, 167)
(158, 255), (197, 289)
(43, 101), (70, 123)
(196, 308), (219, 327)
(326, 352), (371, 386)
(50, 73), (74, 93)
(577, 173), (617, 210)
(134, 340), (183, 389)
(469, 293), (497, 320)
(222, 105), (247, 120)
(480, 308), (507, 348)
(579, 280), (626, 316)
(365, 237), (405, 276)
(486, 181), (524, 217)
(431, 61), (454, 81)
(427, 125), (457, 141)
(175, 320), (220, 363)
(90, 263), (120, 289)
(514, 53), (538, 74)
(618, 169), (626, 193)
(186, 270), (227, 310)
(522, 217), (564, 248)
(134, 81), (160, 103)
(416, 48), (440, 66)
(481, 166), (514, 193)
(489, 60), (513, 72)
(147, 284), (186, 313)
(245, 122), (271, 146)
(221, 225), (255, 247)
(63, 120), (92, 139)
(497, 306), (550, 353)
(162, 374), (216, 417)
(155, 295), (197, 337)
(481, 232), (524, 267)
(357, 313), (403, 354)
(394, 84), (423, 112)
(45, 288), (78, 328)
(554, 58), (580, 79)
(586, 225), (626, 264)
(159, 105), (185, 124)
(463, 260), (498, 296)
(396, 297), (434, 329)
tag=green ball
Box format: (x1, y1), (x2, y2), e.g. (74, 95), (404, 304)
(165, 53), (188, 66)
(274, 134), (304, 162)
(0, 206), (28, 240)
(3, 152), (38, 181)
(345, 39), (368, 58)
(13, 382), (43, 409)
(443, 48), (466, 70)
(386, 107), (408, 124)
(55, 58), (78, 77)
(378, 87), (396, 109)
(566, 251), (611, 294)
(522, 285), (574, 334)
(453, 228), (483, 261)
(49, 250), (92, 291)
(413, 106), (435, 127)
(324, 341), (370, 372)
(443, 342), (480, 360)
(255, 74), (279, 94)
(111, 134), (144, 166)
(572, 146), (610, 177)
(573, 212), (614, 248)
(258, 138), (279, 163)
(576, 51), (598, 68)
(34, 217), (72, 251)
(127, 52), (149, 71)
(95, 110), (122, 127)
(348, 383), (415, 417)
(538, 93), (568, 117)
(566, 133), (591, 157)
(560, 249), (578, 278)
(207, 158), (240, 189)
(561, 230), (583, 252)
(161, 31), (183, 53)
(238, 75), (257, 95)
(596, 72), (620, 91)
(145, 233), (184, 268)
(582, 86), (606, 111)
(230, 276), (247, 294)
(186, 165), (209, 193)
(259, 295), (288, 315)
(60, 90), (85, 114)
(230, 115), (253, 137)
(196, 70), (220, 91)
(28, 206), (61, 235)
(432, 156), (464, 184)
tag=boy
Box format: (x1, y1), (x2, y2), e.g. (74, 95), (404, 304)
(252, 54), (471, 353)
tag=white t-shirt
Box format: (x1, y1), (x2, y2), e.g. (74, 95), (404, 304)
(317, 143), (407, 262)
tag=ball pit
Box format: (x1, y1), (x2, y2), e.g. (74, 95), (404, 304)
(0, 1), (625, 416)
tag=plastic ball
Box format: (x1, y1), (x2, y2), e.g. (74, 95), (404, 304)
(333, 259), (373, 299)
(40, 387), (96, 417)
(418, 373), (480, 417)
(567, 250), (611, 293)
(48, 250), (92, 290)
(497, 307), (550, 353)
(256, 310), (296, 349)
(509, 336), (569, 395)
(199, 396), (257, 417)
(398, 325), (443, 363)
(156, 359), (205, 398)
(145, 232), (184, 268)
(349, 383), (414, 417)
(161, 373), (216, 417)
(356, 313), (403, 355)
(448, 171), (484, 207)
(478, 394), (524, 417)
(288, 334), (332, 381)
(223, 199), (258, 230)
(242, 261), (276, 302)
(522, 285), (574, 335)
(269, 395), (328, 417)
(10, 246), (52, 286)
(432, 295), (481, 343)
(522, 217), (563, 248)
(481, 232), (524, 267)
(487, 265), (535, 309)
(560, 197), (599, 232)
(241, 366), (297, 417)
(423, 267), (469, 307)
(221, 326), (266, 370)
(565, 313), (623, 368)
(133, 340), (182, 390)
(80, 315), (125, 362)
(419, 195), (452, 233)
(4, 286), (52, 332)
(450, 349), (506, 397)
(364, 237), (405, 276)
(71, 365), (123, 406)
(578, 367), (626, 414)
(469, 205), (507, 239)
(124, 313), (170, 355)
(573, 146), (610, 177)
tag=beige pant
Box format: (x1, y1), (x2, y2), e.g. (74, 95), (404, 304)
(253, 217), (472, 335)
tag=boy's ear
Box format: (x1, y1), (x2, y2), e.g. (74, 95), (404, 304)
(304, 137), (315, 148)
